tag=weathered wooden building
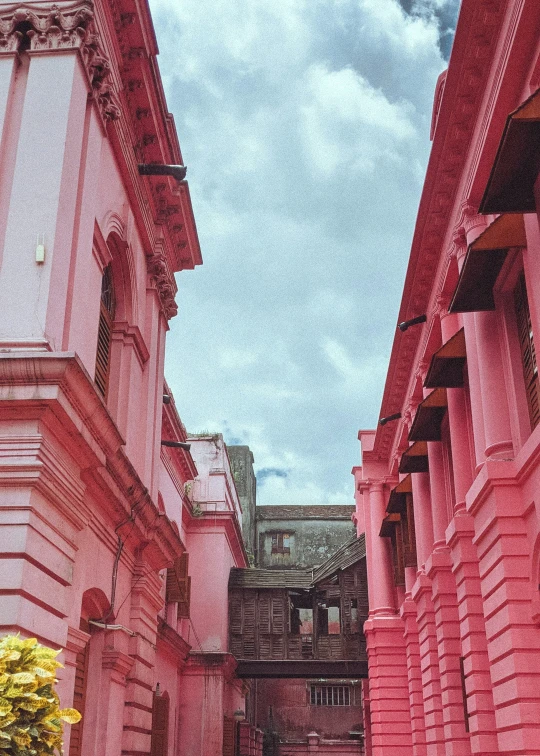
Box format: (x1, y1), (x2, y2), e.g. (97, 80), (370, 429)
(229, 536), (368, 679)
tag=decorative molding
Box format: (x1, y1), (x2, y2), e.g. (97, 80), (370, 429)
(146, 247), (178, 320)
(0, 1), (120, 122)
(373, 0), (507, 465)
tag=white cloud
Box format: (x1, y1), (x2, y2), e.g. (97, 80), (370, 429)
(300, 63), (417, 175)
(151, 0), (453, 505)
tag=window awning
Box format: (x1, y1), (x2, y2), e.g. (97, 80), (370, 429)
(408, 388), (447, 442)
(481, 88), (540, 214)
(379, 513), (401, 538)
(424, 328), (466, 388)
(399, 441), (429, 474)
(449, 214), (526, 313)
(386, 475), (412, 514)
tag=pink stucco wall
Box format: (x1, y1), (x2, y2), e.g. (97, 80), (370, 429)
(355, 2), (540, 756)
(0, 2), (245, 756)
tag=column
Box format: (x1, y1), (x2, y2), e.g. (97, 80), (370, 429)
(368, 482), (395, 615)
(364, 480), (412, 756)
(426, 441), (449, 551)
(411, 472), (434, 569)
(440, 310), (474, 514)
(474, 310), (513, 458)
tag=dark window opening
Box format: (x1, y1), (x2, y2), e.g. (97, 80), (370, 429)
(289, 592), (313, 635)
(514, 271), (540, 430)
(271, 532), (291, 554)
(317, 597), (341, 635)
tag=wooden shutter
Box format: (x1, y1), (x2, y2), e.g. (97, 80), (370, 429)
(403, 493), (417, 568)
(68, 638), (89, 756)
(150, 692), (169, 756)
(242, 592), (257, 658)
(95, 302), (112, 398)
(391, 521), (406, 586)
(165, 553), (190, 615)
(514, 272), (540, 430)
(222, 717), (236, 756)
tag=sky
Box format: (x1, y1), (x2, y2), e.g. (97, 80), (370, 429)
(149, 0), (460, 505)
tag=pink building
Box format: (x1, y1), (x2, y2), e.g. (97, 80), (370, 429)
(355, 2), (540, 755)
(0, 1), (258, 754)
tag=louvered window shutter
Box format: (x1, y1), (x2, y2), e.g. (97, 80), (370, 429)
(166, 553), (190, 615)
(222, 717), (236, 756)
(95, 266), (115, 399)
(68, 639), (89, 756)
(150, 692), (169, 756)
(514, 272), (540, 430)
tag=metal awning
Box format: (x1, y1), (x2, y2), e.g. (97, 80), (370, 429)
(449, 214), (526, 313)
(424, 328), (466, 388)
(408, 388), (447, 442)
(386, 475), (412, 514)
(481, 88), (540, 214)
(399, 441), (429, 474)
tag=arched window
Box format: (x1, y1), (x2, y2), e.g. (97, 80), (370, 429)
(95, 265), (116, 399)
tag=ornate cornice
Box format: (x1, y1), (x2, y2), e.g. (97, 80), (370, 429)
(0, 1), (120, 122)
(372, 0), (507, 465)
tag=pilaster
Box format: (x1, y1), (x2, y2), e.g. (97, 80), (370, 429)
(469, 465), (540, 755)
(426, 548), (471, 756)
(401, 598), (427, 756)
(412, 573), (445, 755)
(446, 513), (499, 756)
(364, 615), (412, 755)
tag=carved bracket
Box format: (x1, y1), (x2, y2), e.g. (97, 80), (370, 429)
(146, 250), (178, 320)
(0, 1), (120, 121)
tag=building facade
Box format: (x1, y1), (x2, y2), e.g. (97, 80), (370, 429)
(0, 1), (259, 755)
(256, 505), (356, 570)
(354, 2), (540, 755)
(234, 506), (365, 754)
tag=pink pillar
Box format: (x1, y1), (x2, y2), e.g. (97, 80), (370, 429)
(446, 515), (499, 756)
(411, 472), (434, 569)
(455, 227), (486, 470)
(368, 483), (395, 616)
(363, 481), (412, 755)
(473, 311), (513, 459)
(426, 442), (449, 551)
(440, 311), (474, 513)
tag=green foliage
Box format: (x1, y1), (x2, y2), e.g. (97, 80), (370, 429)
(0, 635), (81, 755)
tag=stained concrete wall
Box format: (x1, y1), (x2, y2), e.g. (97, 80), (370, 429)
(255, 678), (363, 740)
(255, 505), (356, 569)
(228, 445), (257, 562)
